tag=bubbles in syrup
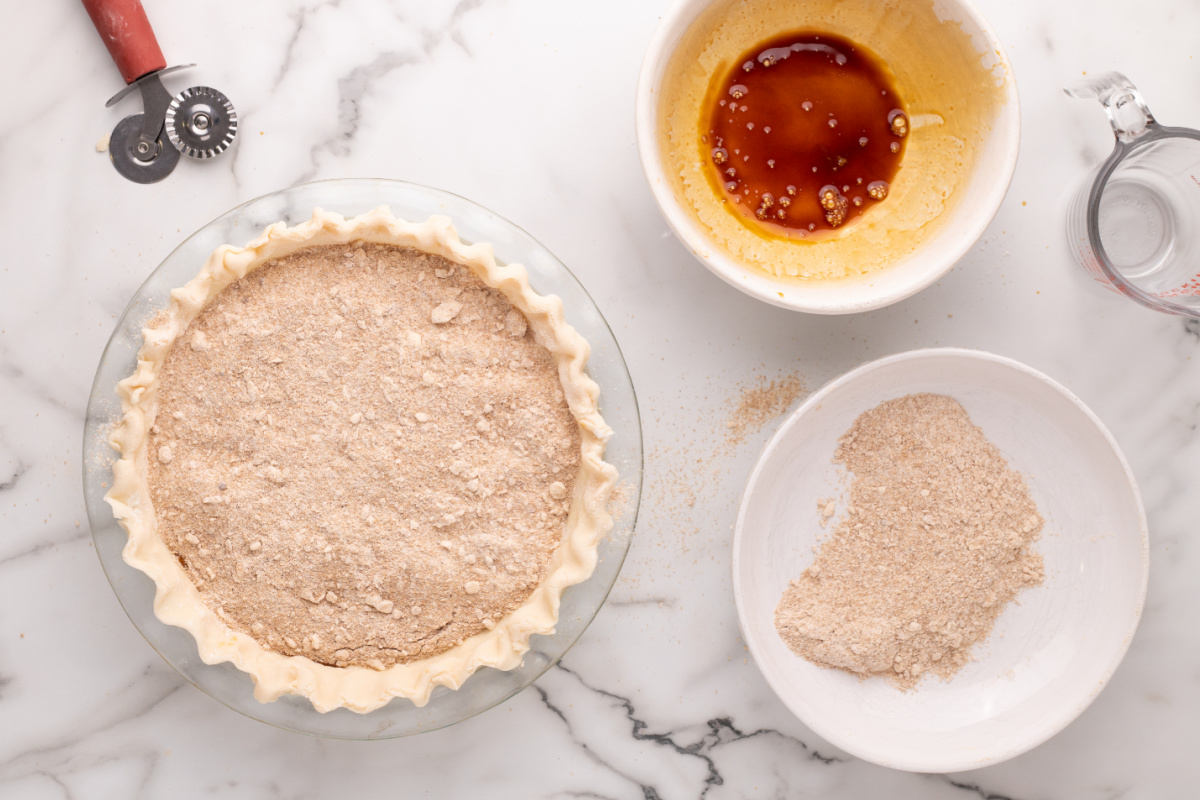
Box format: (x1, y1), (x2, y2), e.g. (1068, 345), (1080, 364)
(703, 32), (908, 233)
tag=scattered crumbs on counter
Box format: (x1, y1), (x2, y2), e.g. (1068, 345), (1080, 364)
(725, 372), (806, 446)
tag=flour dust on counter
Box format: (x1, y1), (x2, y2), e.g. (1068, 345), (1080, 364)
(633, 369), (806, 561)
(724, 372), (806, 446)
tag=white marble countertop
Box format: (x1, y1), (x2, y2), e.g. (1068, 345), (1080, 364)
(2, 0), (1198, 797)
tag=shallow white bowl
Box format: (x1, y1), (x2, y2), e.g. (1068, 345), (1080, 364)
(635, 0), (1021, 314)
(733, 349), (1148, 771)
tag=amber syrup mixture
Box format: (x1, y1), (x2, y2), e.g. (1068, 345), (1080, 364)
(702, 32), (908, 239)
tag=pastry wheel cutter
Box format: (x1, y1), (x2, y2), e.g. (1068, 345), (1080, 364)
(82, 0), (238, 183)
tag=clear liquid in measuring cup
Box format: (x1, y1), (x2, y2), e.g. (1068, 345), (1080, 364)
(1094, 139), (1200, 293)
(1066, 71), (1200, 311)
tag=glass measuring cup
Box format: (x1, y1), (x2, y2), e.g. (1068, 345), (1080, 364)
(1066, 72), (1200, 317)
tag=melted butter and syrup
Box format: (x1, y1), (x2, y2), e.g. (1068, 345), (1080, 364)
(702, 33), (908, 238)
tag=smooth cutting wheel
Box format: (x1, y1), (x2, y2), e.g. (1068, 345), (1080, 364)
(108, 113), (180, 184)
(165, 86), (238, 159)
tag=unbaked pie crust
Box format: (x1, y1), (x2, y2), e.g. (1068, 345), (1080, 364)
(106, 208), (616, 713)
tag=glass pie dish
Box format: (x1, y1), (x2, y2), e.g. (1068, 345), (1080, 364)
(82, 178), (642, 739)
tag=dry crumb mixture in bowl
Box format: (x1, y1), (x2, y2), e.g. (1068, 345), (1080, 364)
(733, 349), (1147, 772)
(82, 179), (643, 738)
(774, 393), (1048, 690)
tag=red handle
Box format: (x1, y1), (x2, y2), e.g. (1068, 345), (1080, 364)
(81, 0), (166, 84)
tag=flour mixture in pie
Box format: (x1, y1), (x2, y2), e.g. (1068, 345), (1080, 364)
(107, 209), (615, 711)
(149, 243), (579, 668)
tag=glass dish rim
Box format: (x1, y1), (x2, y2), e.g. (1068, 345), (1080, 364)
(82, 177), (643, 738)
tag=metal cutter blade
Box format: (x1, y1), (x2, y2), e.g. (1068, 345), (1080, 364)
(165, 86), (238, 159)
(109, 106), (180, 184)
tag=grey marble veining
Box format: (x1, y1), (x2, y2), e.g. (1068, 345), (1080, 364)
(2, 0), (1199, 797)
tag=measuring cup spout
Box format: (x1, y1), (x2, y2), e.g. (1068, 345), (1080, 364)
(1065, 72), (1156, 143)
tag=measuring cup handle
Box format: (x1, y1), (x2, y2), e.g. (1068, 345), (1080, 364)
(1065, 72), (1156, 143)
(81, 0), (167, 85)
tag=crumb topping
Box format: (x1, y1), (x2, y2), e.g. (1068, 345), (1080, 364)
(146, 242), (582, 669)
(775, 394), (1045, 689)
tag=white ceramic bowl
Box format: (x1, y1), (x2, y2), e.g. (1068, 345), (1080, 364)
(635, 0), (1021, 314)
(733, 349), (1148, 771)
